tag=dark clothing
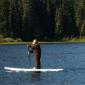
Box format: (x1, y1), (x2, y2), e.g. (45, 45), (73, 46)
(29, 44), (41, 69)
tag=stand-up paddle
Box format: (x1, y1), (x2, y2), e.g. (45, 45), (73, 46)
(27, 45), (31, 65)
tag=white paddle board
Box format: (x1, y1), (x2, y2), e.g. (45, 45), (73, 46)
(4, 67), (63, 72)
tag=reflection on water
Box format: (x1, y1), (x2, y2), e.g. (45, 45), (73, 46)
(31, 67), (41, 85)
(31, 72), (41, 84)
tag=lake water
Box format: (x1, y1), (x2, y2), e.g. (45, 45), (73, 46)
(0, 43), (85, 85)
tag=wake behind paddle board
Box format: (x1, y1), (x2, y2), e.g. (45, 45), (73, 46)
(4, 67), (63, 72)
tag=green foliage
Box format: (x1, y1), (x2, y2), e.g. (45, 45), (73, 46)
(0, 0), (85, 41)
(74, 0), (85, 36)
(0, 0), (10, 35)
(80, 21), (85, 36)
(0, 37), (22, 43)
(55, 5), (63, 39)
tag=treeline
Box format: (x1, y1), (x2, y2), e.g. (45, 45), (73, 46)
(0, 0), (85, 41)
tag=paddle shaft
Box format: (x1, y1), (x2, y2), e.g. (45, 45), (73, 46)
(27, 46), (31, 65)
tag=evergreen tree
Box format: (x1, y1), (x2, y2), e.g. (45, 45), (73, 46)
(0, 0), (85, 41)
(21, 0), (34, 40)
(55, 0), (65, 39)
(9, 0), (22, 38)
(0, 0), (10, 36)
(74, 0), (85, 37)
(46, 0), (55, 38)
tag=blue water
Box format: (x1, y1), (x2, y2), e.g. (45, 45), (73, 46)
(0, 43), (85, 85)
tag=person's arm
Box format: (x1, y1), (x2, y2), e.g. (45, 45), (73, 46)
(27, 44), (33, 53)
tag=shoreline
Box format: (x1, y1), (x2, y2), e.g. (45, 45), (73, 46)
(0, 41), (85, 45)
(0, 37), (85, 44)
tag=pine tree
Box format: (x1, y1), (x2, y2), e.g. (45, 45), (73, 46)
(74, 0), (85, 37)
(9, 0), (22, 38)
(0, 0), (10, 36)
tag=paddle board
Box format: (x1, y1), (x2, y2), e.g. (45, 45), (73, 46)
(4, 67), (63, 72)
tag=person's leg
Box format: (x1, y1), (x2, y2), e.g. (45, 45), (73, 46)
(36, 56), (41, 69)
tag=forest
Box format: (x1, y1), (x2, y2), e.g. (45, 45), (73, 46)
(0, 0), (85, 41)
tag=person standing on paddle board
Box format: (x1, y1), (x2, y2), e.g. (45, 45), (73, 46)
(27, 39), (41, 69)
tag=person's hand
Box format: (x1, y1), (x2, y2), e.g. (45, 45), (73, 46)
(30, 50), (33, 53)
